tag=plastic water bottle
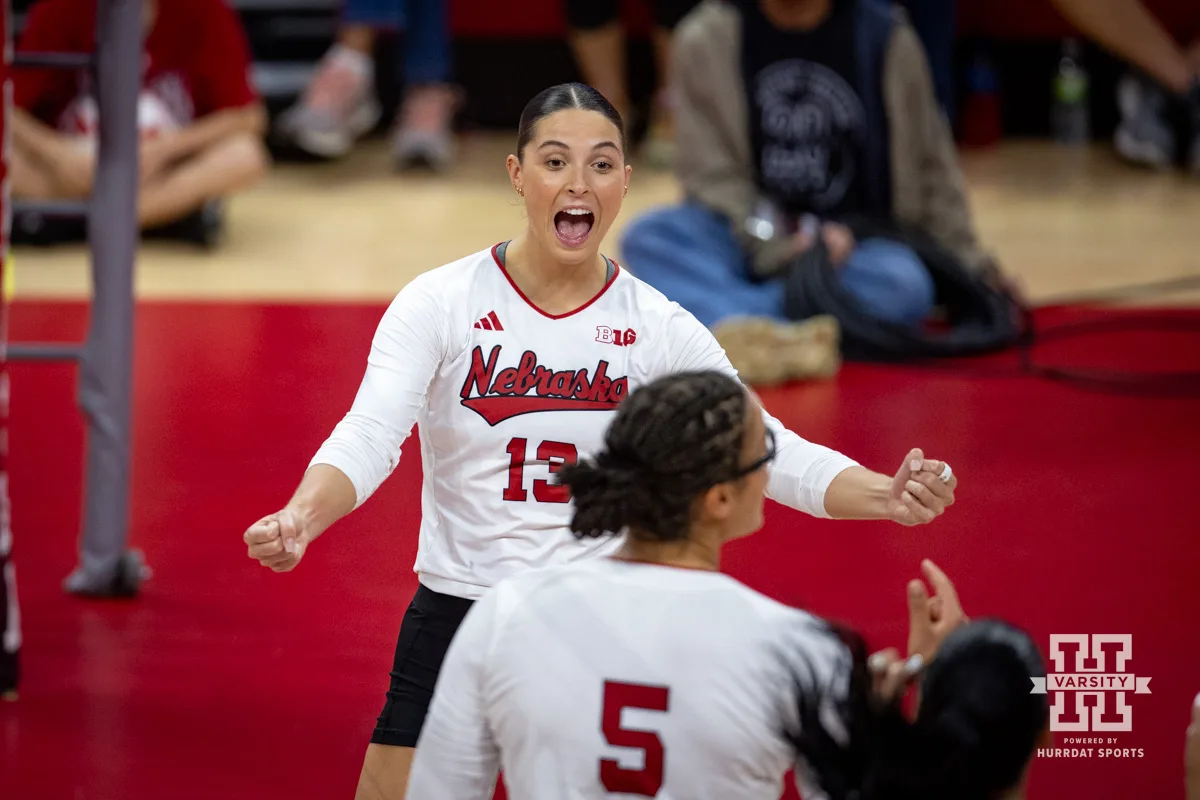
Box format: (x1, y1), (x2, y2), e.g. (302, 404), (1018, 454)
(1052, 39), (1090, 144)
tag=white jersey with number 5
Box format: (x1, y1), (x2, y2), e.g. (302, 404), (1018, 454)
(309, 244), (858, 600)
(406, 557), (854, 799)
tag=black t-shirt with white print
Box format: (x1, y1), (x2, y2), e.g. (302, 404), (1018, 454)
(741, 0), (866, 219)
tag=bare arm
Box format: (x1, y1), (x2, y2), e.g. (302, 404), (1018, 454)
(1049, 0), (1194, 93)
(821, 466), (893, 520)
(158, 103), (266, 163)
(12, 107), (73, 165)
(284, 464), (357, 544)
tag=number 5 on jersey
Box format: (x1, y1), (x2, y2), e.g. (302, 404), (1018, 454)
(504, 437), (577, 503)
(600, 680), (670, 796)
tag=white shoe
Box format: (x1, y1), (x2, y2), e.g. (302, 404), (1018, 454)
(277, 45), (381, 159)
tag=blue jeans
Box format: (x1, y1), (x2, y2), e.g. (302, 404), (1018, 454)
(619, 203), (935, 328)
(342, 0), (451, 85)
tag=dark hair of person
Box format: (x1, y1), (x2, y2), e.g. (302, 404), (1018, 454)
(515, 82), (626, 161)
(788, 619), (1049, 800)
(554, 371), (751, 541)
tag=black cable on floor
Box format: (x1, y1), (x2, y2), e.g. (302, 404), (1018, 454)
(901, 275), (1200, 398)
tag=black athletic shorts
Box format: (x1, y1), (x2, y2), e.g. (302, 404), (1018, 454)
(370, 583), (474, 747)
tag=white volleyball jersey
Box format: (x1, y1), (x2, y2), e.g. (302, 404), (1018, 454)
(310, 245), (858, 599)
(406, 558), (854, 800)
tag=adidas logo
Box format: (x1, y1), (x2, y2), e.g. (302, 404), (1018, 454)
(473, 311), (504, 331)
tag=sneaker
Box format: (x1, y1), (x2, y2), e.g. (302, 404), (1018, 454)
(391, 83), (461, 171)
(712, 315), (841, 387)
(277, 45), (381, 159)
(145, 200), (224, 249)
(1113, 73), (1176, 170)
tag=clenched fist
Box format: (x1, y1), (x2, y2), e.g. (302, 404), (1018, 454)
(243, 508), (311, 573)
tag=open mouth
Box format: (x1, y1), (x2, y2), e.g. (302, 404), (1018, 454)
(554, 208), (595, 248)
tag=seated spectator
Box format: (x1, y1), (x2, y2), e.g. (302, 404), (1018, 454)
(1049, 0), (1200, 173)
(11, 0), (268, 241)
(619, 0), (994, 385)
(276, 0), (459, 170)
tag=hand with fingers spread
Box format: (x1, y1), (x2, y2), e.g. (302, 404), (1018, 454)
(906, 559), (969, 665)
(888, 447), (957, 526)
(243, 508), (311, 573)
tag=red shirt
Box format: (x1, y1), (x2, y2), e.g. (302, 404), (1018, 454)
(15, 0), (259, 129)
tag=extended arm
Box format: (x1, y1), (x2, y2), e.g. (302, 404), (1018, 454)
(300, 275), (446, 534)
(665, 307), (946, 523)
(244, 275), (446, 569)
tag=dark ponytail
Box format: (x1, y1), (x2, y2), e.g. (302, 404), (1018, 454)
(554, 451), (644, 540)
(556, 371), (749, 541)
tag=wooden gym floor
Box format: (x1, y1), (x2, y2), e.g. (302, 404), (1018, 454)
(5, 137), (1200, 800)
(9, 135), (1200, 305)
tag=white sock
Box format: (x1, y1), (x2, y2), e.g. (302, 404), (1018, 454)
(326, 44), (374, 86)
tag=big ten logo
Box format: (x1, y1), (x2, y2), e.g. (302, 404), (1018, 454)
(596, 326), (637, 347)
(1031, 634), (1151, 732)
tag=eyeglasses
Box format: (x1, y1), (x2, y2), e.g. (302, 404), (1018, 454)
(727, 426), (777, 481)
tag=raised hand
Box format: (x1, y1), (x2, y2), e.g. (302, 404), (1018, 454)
(905, 559), (968, 663)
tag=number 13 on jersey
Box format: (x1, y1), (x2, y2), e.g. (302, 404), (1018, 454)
(504, 437), (578, 503)
(600, 680), (671, 796)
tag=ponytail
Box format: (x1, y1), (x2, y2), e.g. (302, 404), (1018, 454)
(556, 453), (644, 539)
(554, 371), (751, 543)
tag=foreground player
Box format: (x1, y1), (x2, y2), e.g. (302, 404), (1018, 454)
(243, 83), (958, 798)
(406, 371), (1024, 799)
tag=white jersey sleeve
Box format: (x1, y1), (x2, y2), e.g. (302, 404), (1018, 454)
(406, 588), (503, 800)
(661, 306), (858, 518)
(308, 274), (447, 507)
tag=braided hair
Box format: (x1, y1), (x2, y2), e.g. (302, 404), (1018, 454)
(555, 370), (750, 541)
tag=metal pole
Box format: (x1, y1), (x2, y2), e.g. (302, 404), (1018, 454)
(64, 0), (145, 596)
(0, 0), (22, 697)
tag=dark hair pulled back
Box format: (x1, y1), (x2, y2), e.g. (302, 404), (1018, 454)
(790, 619), (1049, 800)
(555, 370), (749, 541)
(515, 82), (625, 161)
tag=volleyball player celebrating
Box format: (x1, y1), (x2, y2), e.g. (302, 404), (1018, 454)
(242, 83), (958, 799)
(407, 371), (1045, 800)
